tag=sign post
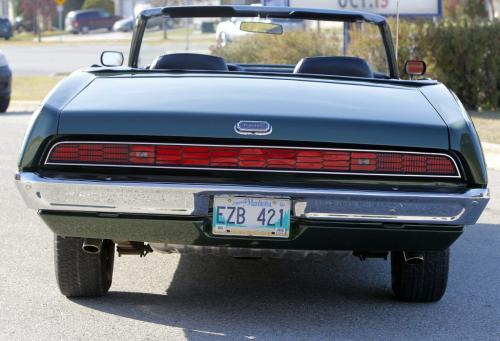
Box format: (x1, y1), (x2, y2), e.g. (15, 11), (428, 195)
(55, 0), (66, 31)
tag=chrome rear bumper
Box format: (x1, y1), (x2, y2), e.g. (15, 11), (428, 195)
(16, 172), (489, 226)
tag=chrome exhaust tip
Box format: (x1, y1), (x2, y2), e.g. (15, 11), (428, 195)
(82, 238), (103, 255)
(403, 251), (424, 265)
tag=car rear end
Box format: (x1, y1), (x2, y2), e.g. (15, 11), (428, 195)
(15, 6), (490, 302)
(0, 18), (13, 40)
(0, 50), (11, 112)
(16, 73), (489, 253)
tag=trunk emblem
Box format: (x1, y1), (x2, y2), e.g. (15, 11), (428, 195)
(235, 121), (272, 136)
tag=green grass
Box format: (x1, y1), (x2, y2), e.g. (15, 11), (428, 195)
(8, 30), (69, 42)
(11, 76), (65, 102)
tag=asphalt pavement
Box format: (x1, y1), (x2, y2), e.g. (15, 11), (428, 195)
(1, 31), (212, 76)
(1, 42), (131, 76)
(0, 110), (499, 341)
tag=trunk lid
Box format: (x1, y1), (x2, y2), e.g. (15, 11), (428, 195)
(59, 75), (449, 149)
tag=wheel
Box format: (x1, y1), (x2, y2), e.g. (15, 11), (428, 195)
(0, 96), (10, 113)
(54, 235), (115, 297)
(80, 26), (89, 34)
(391, 249), (449, 302)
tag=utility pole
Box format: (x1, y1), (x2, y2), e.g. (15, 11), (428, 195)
(185, 0), (192, 51)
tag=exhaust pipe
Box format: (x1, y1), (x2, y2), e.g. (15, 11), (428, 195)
(82, 238), (103, 255)
(403, 251), (424, 265)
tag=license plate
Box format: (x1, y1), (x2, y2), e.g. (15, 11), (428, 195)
(213, 196), (291, 238)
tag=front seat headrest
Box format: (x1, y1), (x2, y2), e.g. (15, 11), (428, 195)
(294, 56), (373, 78)
(150, 53), (229, 71)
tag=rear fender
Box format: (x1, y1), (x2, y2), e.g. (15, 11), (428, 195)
(17, 71), (95, 171)
(420, 84), (487, 186)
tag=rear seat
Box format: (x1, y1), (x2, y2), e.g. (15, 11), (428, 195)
(150, 53), (229, 71)
(294, 56), (374, 78)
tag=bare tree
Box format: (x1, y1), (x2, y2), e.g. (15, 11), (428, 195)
(19, 0), (56, 32)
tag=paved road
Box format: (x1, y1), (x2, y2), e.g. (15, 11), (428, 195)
(1, 32), (213, 76)
(0, 111), (499, 340)
(1, 42), (131, 76)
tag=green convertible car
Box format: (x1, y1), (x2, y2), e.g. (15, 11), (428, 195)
(16, 6), (489, 302)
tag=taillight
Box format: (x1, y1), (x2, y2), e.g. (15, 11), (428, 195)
(46, 143), (460, 177)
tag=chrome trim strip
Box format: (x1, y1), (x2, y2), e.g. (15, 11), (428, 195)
(16, 172), (488, 225)
(44, 141), (462, 179)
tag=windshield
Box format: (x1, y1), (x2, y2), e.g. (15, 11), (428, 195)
(137, 15), (390, 77)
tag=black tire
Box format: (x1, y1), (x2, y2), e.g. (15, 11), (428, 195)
(391, 249), (449, 303)
(0, 96), (10, 113)
(54, 235), (115, 298)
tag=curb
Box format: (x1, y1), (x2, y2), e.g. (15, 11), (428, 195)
(8, 101), (39, 113)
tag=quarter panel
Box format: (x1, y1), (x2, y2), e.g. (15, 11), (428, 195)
(17, 71), (95, 170)
(420, 84), (488, 186)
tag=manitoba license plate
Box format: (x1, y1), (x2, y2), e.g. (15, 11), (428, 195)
(213, 196), (291, 238)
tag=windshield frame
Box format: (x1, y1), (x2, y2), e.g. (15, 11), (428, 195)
(129, 5), (399, 79)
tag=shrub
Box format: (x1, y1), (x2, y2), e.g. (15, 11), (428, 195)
(428, 19), (499, 111)
(349, 18), (499, 110)
(211, 30), (341, 65)
(82, 0), (114, 13)
(211, 19), (499, 111)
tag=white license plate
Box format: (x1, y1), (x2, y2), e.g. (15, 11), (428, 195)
(212, 196), (291, 238)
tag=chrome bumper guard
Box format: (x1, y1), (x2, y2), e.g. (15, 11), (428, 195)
(16, 172), (489, 226)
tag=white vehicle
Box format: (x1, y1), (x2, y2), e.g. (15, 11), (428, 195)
(216, 17), (306, 47)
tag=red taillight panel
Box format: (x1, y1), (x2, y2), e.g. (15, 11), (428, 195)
(46, 143), (460, 177)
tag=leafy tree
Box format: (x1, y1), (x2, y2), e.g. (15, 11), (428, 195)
(443, 0), (489, 18)
(464, 0), (489, 18)
(82, 0), (114, 13)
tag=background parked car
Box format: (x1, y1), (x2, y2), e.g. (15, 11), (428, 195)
(113, 16), (134, 32)
(0, 50), (11, 112)
(0, 17), (13, 40)
(65, 9), (121, 34)
(14, 16), (33, 33)
(113, 16), (177, 32)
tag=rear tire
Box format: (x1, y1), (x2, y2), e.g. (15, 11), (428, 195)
(54, 235), (115, 298)
(0, 96), (10, 113)
(391, 249), (449, 302)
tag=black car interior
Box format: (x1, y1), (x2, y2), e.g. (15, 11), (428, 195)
(150, 53), (229, 71)
(149, 53), (384, 79)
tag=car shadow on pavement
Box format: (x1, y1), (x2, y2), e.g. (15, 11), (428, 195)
(72, 253), (411, 340)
